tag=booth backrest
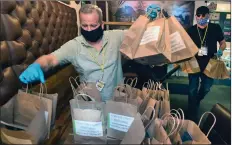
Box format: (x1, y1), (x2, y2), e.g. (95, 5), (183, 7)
(0, 1), (78, 106)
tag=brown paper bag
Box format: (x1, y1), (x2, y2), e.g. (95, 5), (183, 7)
(0, 90), (50, 144)
(120, 15), (150, 59)
(1, 128), (36, 144)
(105, 101), (137, 140)
(162, 109), (185, 145)
(150, 83), (170, 119)
(168, 16), (199, 63)
(179, 112), (216, 144)
(69, 98), (106, 144)
(147, 119), (172, 144)
(134, 18), (171, 65)
(120, 113), (146, 144)
(82, 83), (102, 102)
(69, 76), (100, 101)
(180, 56), (201, 74)
(15, 90), (52, 137)
(157, 91), (170, 118)
(120, 15), (172, 66)
(27, 89), (58, 128)
(204, 58), (230, 79)
(112, 85), (140, 107)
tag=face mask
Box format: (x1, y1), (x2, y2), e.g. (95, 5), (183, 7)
(197, 17), (209, 26)
(81, 25), (103, 42)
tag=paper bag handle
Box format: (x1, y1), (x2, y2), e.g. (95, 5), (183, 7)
(170, 108), (185, 133)
(160, 113), (177, 137)
(69, 76), (80, 96)
(125, 77), (138, 88)
(141, 106), (155, 129)
(198, 111), (216, 137)
(114, 85), (129, 103)
(75, 93), (95, 108)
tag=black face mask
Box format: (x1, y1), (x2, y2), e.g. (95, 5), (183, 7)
(81, 25), (104, 42)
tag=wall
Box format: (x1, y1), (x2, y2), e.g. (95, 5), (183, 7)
(57, 1), (81, 35)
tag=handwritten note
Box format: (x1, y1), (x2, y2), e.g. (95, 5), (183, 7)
(108, 113), (134, 132)
(170, 31), (186, 53)
(74, 120), (103, 137)
(140, 26), (160, 45)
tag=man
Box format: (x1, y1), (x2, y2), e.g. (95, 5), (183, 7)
(187, 6), (226, 121)
(19, 4), (158, 101)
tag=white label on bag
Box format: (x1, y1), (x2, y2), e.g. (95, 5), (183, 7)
(74, 120), (103, 137)
(140, 26), (160, 45)
(108, 113), (134, 132)
(44, 111), (48, 125)
(170, 31), (186, 53)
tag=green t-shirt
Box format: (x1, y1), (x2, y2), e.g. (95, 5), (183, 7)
(52, 30), (125, 101)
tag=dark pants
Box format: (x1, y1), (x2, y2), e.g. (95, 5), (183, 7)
(188, 72), (214, 122)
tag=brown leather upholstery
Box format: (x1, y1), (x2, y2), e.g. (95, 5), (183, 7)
(0, 1), (78, 106)
(201, 103), (231, 144)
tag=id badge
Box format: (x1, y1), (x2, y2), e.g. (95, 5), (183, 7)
(198, 49), (203, 56)
(96, 80), (105, 91)
(201, 46), (208, 55)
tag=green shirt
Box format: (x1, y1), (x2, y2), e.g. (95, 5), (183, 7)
(52, 30), (125, 101)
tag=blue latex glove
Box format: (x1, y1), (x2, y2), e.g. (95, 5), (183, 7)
(146, 4), (161, 20)
(217, 49), (223, 57)
(19, 63), (45, 84)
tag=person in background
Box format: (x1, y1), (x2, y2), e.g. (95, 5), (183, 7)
(19, 4), (159, 101)
(187, 6), (226, 122)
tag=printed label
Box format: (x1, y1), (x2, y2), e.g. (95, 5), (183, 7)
(170, 31), (186, 53)
(108, 113), (134, 132)
(140, 26), (160, 45)
(74, 120), (103, 137)
(44, 111), (48, 125)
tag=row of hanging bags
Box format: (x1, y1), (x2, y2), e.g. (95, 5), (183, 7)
(139, 80), (170, 119)
(120, 9), (198, 66)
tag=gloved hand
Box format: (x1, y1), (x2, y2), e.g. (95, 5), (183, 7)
(19, 63), (45, 84)
(216, 49), (223, 57)
(146, 4), (161, 20)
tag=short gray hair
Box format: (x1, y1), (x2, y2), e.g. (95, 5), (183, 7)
(79, 4), (103, 24)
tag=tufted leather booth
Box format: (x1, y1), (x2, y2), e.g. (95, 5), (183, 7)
(201, 103), (231, 144)
(0, 0), (78, 106)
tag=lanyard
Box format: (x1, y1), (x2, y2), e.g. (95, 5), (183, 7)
(197, 25), (208, 46)
(88, 47), (107, 73)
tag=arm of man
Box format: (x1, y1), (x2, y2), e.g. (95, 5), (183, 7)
(219, 39), (226, 51)
(19, 39), (78, 83)
(216, 24), (227, 57)
(36, 39), (77, 71)
(34, 54), (58, 72)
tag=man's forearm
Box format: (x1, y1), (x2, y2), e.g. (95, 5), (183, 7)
(35, 55), (54, 71)
(219, 40), (226, 51)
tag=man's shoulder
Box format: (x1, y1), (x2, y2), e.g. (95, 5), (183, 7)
(186, 24), (197, 34)
(104, 29), (124, 35)
(209, 22), (221, 28)
(104, 30), (124, 41)
(73, 35), (84, 42)
(188, 24), (197, 31)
